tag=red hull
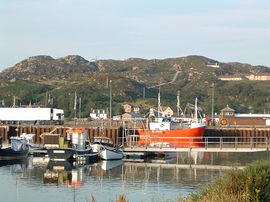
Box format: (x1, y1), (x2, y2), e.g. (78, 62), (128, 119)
(137, 126), (205, 147)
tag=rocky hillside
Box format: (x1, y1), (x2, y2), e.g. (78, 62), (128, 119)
(0, 55), (269, 117)
(0, 55), (98, 80)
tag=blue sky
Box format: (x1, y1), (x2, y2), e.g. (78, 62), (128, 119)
(1, 0), (270, 70)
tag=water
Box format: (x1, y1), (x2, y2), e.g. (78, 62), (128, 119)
(0, 151), (269, 202)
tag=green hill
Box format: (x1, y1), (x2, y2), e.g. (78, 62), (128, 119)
(0, 55), (269, 117)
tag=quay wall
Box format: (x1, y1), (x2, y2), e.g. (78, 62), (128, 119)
(1, 125), (270, 145)
(205, 127), (270, 143)
(0, 125), (121, 145)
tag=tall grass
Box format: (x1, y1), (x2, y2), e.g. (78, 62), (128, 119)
(181, 160), (270, 202)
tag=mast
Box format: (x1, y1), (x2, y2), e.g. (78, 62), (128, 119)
(195, 97), (198, 123)
(158, 87), (161, 119)
(177, 90), (180, 117)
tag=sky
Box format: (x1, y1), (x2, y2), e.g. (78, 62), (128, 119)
(1, 0), (270, 70)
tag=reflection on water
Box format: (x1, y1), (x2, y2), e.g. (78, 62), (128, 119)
(0, 151), (269, 202)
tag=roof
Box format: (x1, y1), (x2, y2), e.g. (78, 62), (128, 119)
(220, 105), (235, 112)
(235, 114), (270, 118)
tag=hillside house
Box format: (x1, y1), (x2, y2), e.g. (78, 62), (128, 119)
(161, 106), (174, 116)
(122, 103), (141, 113)
(246, 73), (270, 81)
(218, 74), (247, 81)
(122, 103), (132, 113)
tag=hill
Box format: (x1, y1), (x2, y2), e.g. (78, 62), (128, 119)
(0, 55), (269, 117)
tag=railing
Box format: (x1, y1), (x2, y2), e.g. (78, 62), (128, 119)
(123, 135), (269, 150)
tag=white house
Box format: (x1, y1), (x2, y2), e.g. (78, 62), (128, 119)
(89, 109), (108, 120)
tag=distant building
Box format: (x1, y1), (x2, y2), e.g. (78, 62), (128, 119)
(147, 106), (174, 118)
(160, 106), (174, 117)
(218, 73), (270, 81)
(122, 103), (141, 113)
(207, 62), (220, 68)
(218, 74), (248, 81)
(122, 103), (132, 113)
(246, 73), (270, 81)
(89, 109), (108, 120)
(219, 105), (270, 127)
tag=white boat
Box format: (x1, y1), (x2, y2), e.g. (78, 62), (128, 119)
(91, 137), (123, 160)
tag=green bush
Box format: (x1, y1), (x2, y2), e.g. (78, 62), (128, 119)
(183, 160), (270, 202)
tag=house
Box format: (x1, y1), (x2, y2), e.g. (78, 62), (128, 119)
(89, 109), (108, 120)
(122, 103), (132, 113)
(161, 106), (174, 117)
(147, 106), (174, 118)
(122, 103), (142, 113)
(220, 105), (235, 117)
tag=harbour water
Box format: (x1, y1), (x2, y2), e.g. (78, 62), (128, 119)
(0, 151), (269, 202)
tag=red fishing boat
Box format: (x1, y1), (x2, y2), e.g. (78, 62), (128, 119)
(137, 97), (205, 148)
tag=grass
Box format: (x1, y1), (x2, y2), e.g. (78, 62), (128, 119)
(181, 160), (270, 202)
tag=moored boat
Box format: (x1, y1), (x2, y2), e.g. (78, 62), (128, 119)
(91, 137), (124, 160)
(0, 136), (29, 159)
(137, 97), (206, 148)
(47, 128), (98, 161)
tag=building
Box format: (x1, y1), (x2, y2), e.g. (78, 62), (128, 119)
(218, 73), (270, 81)
(89, 109), (108, 120)
(122, 103), (142, 113)
(122, 103), (132, 113)
(160, 106), (174, 117)
(246, 73), (270, 81)
(219, 105), (270, 127)
(218, 74), (248, 81)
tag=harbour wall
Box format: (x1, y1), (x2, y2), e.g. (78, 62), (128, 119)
(0, 125), (122, 145)
(1, 125), (270, 145)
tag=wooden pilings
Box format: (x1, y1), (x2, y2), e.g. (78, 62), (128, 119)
(1, 125), (121, 145)
(205, 128), (270, 145)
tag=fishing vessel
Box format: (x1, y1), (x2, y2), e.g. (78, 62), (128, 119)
(47, 128), (98, 162)
(137, 95), (205, 148)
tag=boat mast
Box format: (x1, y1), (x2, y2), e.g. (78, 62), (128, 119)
(158, 86), (161, 120)
(195, 97), (198, 123)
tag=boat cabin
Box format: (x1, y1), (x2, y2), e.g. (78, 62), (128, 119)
(10, 137), (28, 151)
(92, 137), (114, 147)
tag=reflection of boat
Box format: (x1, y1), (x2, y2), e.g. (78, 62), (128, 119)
(0, 137), (29, 159)
(98, 160), (123, 171)
(91, 137), (123, 160)
(0, 158), (28, 167)
(47, 128), (98, 161)
(137, 97), (205, 147)
(43, 160), (85, 187)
